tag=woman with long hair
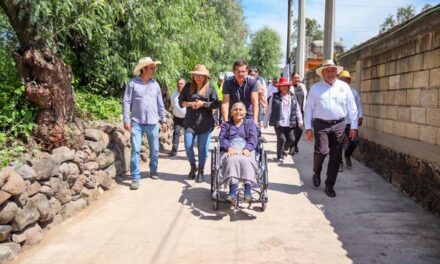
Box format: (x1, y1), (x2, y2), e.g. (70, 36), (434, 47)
(179, 65), (219, 182)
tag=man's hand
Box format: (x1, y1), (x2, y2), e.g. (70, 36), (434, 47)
(124, 123), (131, 131)
(350, 129), (357, 140)
(305, 129), (313, 141)
(227, 147), (237, 156)
(358, 117), (363, 126)
(242, 148), (251, 157)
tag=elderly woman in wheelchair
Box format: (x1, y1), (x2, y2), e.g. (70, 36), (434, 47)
(218, 102), (259, 204)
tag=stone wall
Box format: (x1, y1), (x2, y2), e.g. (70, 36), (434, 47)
(0, 125), (132, 262)
(306, 6), (440, 214)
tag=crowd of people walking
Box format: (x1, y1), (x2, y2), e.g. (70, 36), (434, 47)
(123, 56), (362, 199)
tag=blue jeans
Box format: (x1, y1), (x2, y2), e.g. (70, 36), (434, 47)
(184, 130), (211, 169)
(130, 122), (159, 181)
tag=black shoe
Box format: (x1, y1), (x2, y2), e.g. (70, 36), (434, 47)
(195, 168), (204, 183)
(259, 136), (267, 143)
(312, 173), (321, 187)
(325, 186), (336, 197)
(288, 147), (295, 156)
(339, 162), (344, 172)
(294, 146), (299, 153)
(345, 156), (352, 168)
(168, 150), (177, 156)
(188, 163), (197, 180)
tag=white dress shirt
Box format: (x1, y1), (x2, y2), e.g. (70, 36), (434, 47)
(304, 79), (358, 130)
(350, 87), (363, 118)
(171, 90), (186, 118)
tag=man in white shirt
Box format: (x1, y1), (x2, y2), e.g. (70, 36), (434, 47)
(338, 70), (363, 168)
(304, 60), (358, 197)
(169, 78), (186, 156)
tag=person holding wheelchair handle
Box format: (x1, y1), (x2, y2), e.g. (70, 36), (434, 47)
(219, 102), (259, 204)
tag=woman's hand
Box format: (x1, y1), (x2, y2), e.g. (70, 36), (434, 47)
(242, 149), (251, 157)
(227, 147), (237, 156)
(192, 100), (205, 110)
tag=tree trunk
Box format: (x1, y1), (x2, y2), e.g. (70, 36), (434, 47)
(1, 0), (84, 150)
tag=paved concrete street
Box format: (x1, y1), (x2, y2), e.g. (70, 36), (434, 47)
(14, 128), (440, 264)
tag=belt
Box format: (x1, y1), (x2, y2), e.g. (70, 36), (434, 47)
(314, 118), (345, 125)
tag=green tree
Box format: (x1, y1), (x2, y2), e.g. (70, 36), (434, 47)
(248, 27), (282, 79)
(379, 5), (416, 33)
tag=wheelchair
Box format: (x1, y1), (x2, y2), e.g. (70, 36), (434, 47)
(210, 139), (269, 211)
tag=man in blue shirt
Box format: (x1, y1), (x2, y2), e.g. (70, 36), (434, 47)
(221, 60), (259, 124)
(123, 57), (167, 190)
(338, 70), (363, 168)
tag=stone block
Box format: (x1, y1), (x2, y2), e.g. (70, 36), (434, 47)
(429, 68), (440, 87)
(0, 243), (21, 263)
(389, 75), (400, 90)
(374, 92), (384, 104)
(400, 73), (414, 89)
(371, 78), (380, 91)
(385, 61), (396, 76)
(406, 89), (421, 106)
(393, 121), (406, 137)
(397, 57), (410, 74)
(423, 48), (440, 70)
(386, 106), (398, 120)
(363, 67), (371, 80)
(371, 66), (378, 78)
(421, 88), (439, 106)
(378, 105), (387, 118)
(379, 77), (389, 90)
(370, 105), (379, 117)
(1, 170), (25, 196)
(438, 128), (440, 145)
(398, 106), (411, 121)
(408, 54), (424, 72)
(0, 225), (12, 242)
(377, 64), (386, 77)
(432, 32), (440, 49)
(383, 91), (395, 105)
(410, 107), (426, 124)
(416, 33), (432, 52)
(426, 108), (440, 126)
(383, 120), (393, 134)
(361, 80), (371, 92)
(420, 125), (437, 144)
(414, 70), (430, 88)
(394, 90), (407, 105)
(405, 123), (420, 140)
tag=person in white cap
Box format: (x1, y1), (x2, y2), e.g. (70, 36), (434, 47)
(304, 60), (358, 197)
(123, 57), (167, 190)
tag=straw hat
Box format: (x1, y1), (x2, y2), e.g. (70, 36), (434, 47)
(338, 70), (353, 79)
(133, 57), (161, 75)
(315, 59), (343, 77)
(189, 64), (210, 77)
(275, 77), (292, 87)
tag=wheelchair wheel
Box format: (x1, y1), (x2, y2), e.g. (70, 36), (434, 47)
(210, 147), (217, 194)
(262, 202), (267, 211)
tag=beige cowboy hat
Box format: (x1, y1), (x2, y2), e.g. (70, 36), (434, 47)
(315, 59), (343, 77)
(133, 57), (161, 75)
(189, 64), (210, 77)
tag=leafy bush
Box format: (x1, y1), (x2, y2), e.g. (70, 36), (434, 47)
(75, 90), (122, 122)
(0, 47), (35, 167)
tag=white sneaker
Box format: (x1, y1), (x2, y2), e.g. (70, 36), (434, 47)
(277, 158), (284, 165)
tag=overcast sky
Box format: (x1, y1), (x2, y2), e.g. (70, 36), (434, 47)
(241, 0), (439, 65)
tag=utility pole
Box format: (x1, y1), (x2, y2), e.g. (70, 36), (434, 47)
(323, 0), (335, 61)
(296, 0), (305, 79)
(286, 0), (292, 66)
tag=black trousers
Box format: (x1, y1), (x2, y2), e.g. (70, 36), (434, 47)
(293, 111), (304, 147)
(313, 119), (346, 188)
(275, 126), (295, 159)
(171, 116), (185, 152)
